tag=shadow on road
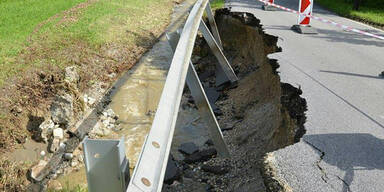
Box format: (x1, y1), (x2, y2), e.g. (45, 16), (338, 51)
(305, 133), (384, 192)
(319, 70), (384, 80)
(313, 28), (384, 47)
(263, 25), (384, 47)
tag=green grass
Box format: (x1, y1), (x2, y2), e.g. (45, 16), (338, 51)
(0, 0), (173, 86)
(317, 0), (384, 25)
(0, 0), (86, 62)
(210, 0), (225, 10)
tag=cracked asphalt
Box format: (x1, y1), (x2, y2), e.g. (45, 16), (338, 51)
(226, 0), (384, 191)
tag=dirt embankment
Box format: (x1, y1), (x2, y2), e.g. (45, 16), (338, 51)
(162, 9), (307, 191)
(0, 1), (176, 191)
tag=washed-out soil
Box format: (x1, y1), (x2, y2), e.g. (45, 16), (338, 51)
(162, 9), (307, 192)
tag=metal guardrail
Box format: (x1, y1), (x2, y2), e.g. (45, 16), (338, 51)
(83, 0), (238, 191)
(126, 0), (238, 191)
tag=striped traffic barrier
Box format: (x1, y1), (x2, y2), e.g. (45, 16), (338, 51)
(298, 0), (313, 25)
(256, 0), (384, 40)
(292, 0), (317, 34)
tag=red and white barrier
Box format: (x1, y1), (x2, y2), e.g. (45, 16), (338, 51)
(268, 0), (274, 3)
(298, 0), (313, 25)
(256, 0), (384, 40)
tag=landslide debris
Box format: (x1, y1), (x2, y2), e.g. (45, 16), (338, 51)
(162, 9), (307, 192)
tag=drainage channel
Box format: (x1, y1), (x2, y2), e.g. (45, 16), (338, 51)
(162, 9), (307, 192)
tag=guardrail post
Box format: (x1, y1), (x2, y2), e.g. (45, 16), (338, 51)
(199, 20), (238, 86)
(166, 31), (230, 157)
(291, 0), (318, 34)
(83, 137), (130, 192)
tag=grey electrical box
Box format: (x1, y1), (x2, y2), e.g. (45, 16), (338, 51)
(83, 137), (130, 192)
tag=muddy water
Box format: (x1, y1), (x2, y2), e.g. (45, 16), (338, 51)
(109, 41), (170, 167)
(7, 139), (47, 162)
(109, 0), (197, 167)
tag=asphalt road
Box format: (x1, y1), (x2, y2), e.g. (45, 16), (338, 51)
(226, 0), (384, 191)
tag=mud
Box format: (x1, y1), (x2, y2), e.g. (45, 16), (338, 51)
(162, 9), (307, 192)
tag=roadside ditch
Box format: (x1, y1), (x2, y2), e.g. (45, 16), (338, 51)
(162, 9), (307, 192)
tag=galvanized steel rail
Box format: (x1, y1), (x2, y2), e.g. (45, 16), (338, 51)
(126, 0), (237, 191)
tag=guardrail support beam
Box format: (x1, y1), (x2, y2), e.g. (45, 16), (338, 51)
(205, 2), (223, 50)
(166, 32), (230, 157)
(199, 20), (238, 86)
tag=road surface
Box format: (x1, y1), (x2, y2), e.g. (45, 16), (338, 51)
(226, 0), (384, 191)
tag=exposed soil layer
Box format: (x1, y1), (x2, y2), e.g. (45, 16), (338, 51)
(162, 9), (307, 191)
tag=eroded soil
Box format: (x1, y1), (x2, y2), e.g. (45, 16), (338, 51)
(162, 9), (307, 192)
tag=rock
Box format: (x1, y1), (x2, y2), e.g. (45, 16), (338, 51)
(83, 94), (96, 106)
(87, 96), (96, 105)
(105, 109), (116, 118)
(71, 160), (78, 167)
(164, 157), (180, 184)
(64, 153), (74, 160)
(53, 128), (64, 139)
(50, 138), (60, 153)
(204, 139), (214, 146)
(64, 66), (79, 83)
(221, 120), (240, 131)
(51, 92), (74, 128)
(201, 165), (229, 175)
(107, 73), (116, 78)
(38, 119), (55, 142)
(184, 148), (217, 164)
(90, 122), (111, 137)
(30, 160), (47, 182)
(15, 106), (23, 113)
(178, 142), (199, 155)
(47, 180), (62, 191)
(77, 154), (84, 163)
(213, 107), (223, 116)
(107, 124), (115, 129)
(102, 119), (110, 127)
(59, 142), (66, 149)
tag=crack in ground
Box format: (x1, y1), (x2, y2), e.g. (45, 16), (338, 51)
(335, 175), (353, 192)
(304, 141), (329, 183)
(305, 140), (354, 192)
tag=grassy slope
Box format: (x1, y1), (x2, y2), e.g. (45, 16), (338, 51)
(317, 0), (384, 26)
(0, 0), (86, 85)
(0, 0), (172, 86)
(0, 0), (175, 191)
